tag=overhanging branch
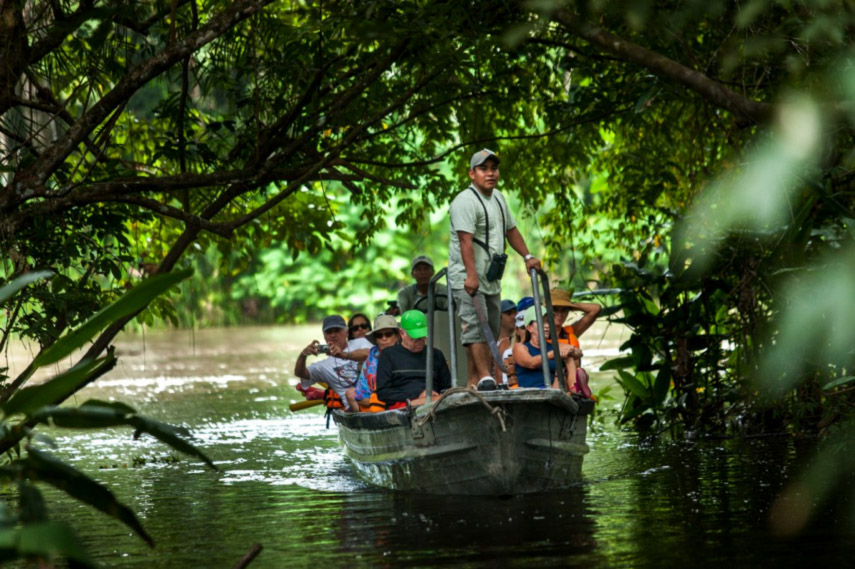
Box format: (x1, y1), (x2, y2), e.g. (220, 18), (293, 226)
(550, 9), (773, 126)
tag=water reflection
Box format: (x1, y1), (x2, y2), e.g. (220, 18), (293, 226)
(8, 325), (854, 568)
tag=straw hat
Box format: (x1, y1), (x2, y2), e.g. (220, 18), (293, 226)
(550, 289), (573, 307)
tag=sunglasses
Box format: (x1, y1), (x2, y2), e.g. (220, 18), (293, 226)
(374, 330), (397, 339)
(350, 323), (370, 331)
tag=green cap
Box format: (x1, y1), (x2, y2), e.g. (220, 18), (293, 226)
(400, 310), (428, 339)
(523, 305), (547, 326)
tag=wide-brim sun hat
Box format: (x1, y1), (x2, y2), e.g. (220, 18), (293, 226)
(366, 314), (398, 345)
(550, 288), (573, 307)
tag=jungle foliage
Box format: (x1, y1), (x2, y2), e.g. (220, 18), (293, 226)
(0, 271), (213, 566)
(3, 0), (855, 549)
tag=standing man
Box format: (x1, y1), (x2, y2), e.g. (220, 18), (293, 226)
(448, 148), (540, 391)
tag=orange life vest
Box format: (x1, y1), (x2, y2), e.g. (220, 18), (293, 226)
(323, 388), (345, 410)
(363, 392), (387, 413)
(557, 325), (580, 348)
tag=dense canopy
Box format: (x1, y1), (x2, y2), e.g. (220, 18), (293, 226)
(4, 0), (855, 561)
(2, 0), (855, 439)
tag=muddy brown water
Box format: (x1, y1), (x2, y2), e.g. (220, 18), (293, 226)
(5, 324), (853, 568)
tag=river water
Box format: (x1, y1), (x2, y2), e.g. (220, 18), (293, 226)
(9, 325), (854, 568)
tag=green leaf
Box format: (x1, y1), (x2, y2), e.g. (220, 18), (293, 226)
(651, 367), (671, 406)
(31, 404), (132, 429)
(81, 399), (137, 415)
(822, 375), (855, 390)
(31, 402), (216, 469)
(0, 271), (54, 305)
(21, 448), (154, 547)
(18, 481), (47, 524)
(598, 356), (635, 371)
(616, 370), (651, 400)
(32, 269), (192, 369)
(619, 402), (651, 424)
(598, 305), (623, 317)
(0, 522), (95, 567)
(2, 353), (116, 418)
(641, 296), (660, 316)
(127, 415), (216, 470)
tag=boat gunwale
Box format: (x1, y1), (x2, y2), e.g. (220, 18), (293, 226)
(331, 389), (593, 431)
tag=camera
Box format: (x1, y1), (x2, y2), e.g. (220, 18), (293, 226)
(317, 344), (330, 354)
(485, 253), (508, 282)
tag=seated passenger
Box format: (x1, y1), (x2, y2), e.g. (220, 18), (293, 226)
(348, 312), (372, 340)
(501, 307), (528, 388)
(354, 314), (401, 412)
(550, 289), (601, 398)
(396, 255), (449, 313)
(294, 315), (372, 412)
(494, 299), (517, 386)
(376, 310), (451, 408)
(512, 306), (576, 390)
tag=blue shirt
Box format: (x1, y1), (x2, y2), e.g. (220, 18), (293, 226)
(515, 341), (556, 388)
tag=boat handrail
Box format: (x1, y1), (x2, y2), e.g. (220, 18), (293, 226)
(425, 266), (454, 403)
(529, 268), (567, 392)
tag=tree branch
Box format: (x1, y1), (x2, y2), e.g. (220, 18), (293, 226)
(348, 106), (628, 168)
(5, 0), (275, 214)
(550, 9), (773, 126)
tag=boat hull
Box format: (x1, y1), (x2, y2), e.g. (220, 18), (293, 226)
(332, 389), (593, 495)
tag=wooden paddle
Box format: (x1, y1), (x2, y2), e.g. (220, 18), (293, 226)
(289, 399), (324, 412)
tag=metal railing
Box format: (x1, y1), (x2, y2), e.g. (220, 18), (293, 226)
(425, 267), (454, 403)
(529, 268), (566, 392)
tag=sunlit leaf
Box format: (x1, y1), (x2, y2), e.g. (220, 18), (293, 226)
(32, 270), (192, 369)
(822, 376), (855, 391)
(2, 353), (116, 418)
(616, 370), (650, 400)
(0, 271), (54, 305)
(598, 356), (635, 371)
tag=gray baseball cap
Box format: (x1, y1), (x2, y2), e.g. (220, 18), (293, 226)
(470, 148), (500, 169)
(322, 315), (347, 333)
(410, 255), (434, 272)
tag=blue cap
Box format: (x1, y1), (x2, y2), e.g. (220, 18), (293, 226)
(516, 296), (534, 313)
(500, 299), (516, 313)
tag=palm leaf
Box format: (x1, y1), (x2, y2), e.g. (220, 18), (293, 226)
(0, 522), (95, 568)
(33, 401), (216, 469)
(0, 271), (54, 305)
(16, 448), (154, 547)
(32, 269), (192, 369)
(1, 353), (116, 418)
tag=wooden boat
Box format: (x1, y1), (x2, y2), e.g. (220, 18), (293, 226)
(332, 387), (594, 495)
(331, 267), (593, 495)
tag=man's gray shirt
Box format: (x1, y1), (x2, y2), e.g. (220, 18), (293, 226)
(448, 186), (516, 296)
